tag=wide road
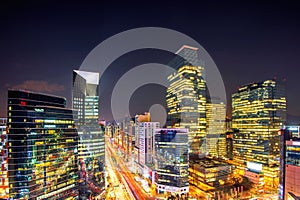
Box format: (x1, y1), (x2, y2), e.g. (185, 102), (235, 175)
(106, 138), (153, 200)
(106, 143), (135, 200)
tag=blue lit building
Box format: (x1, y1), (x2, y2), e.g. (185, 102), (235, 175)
(7, 90), (79, 199)
(154, 128), (189, 194)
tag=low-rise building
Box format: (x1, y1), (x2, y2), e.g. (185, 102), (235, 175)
(189, 157), (233, 188)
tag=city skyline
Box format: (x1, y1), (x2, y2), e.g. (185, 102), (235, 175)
(0, 1), (300, 123)
(1, 1), (300, 199)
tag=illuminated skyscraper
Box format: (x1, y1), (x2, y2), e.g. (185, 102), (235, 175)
(72, 70), (105, 197)
(7, 90), (78, 199)
(206, 98), (226, 158)
(166, 45), (206, 153)
(154, 128), (189, 194)
(73, 70), (100, 126)
(232, 79), (286, 188)
(134, 122), (159, 175)
(0, 118), (8, 199)
(133, 112), (151, 174)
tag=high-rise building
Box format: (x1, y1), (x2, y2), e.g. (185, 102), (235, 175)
(232, 79), (286, 188)
(72, 70), (105, 196)
(106, 123), (113, 138)
(0, 118), (8, 199)
(134, 122), (160, 175)
(154, 128), (189, 194)
(225, 118), (234, 160)
(134, 113), (150, 156)
(206, 98), (226, 158)
(166, 45), (206, 153)
(112, 123), (121, 147)
(279, 127), (300, 200)
(225, 130), (235, 160)
(119, 117), (135, 173)
(7, 90), (78, 199)
(121, 117), (134, 161)
(73, 70), (99, 126)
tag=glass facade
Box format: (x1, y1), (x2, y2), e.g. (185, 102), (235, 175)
(206, 99), (226, 158)
(7, 90), (78, 199)
(154, 128), (189, 194)
(166, 45), (206, 153)
(286, 142), (300, 166)
(72, 70), (105, 197)
(232, 79), (286, 188)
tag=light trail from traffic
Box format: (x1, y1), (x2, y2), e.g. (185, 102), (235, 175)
(106, 137), (152, 200)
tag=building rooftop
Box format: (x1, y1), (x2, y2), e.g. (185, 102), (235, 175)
(190, 156), (230, 168)
(8, 89), (66, 101)
(74, 70), (99, 84)
(175, 45), (199, 54)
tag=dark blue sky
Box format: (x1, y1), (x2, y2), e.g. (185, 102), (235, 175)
(1, 1), (300, 122)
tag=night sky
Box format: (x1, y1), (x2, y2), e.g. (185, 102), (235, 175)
(1, 1), (300, 123)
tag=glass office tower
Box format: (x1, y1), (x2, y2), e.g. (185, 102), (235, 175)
(166, 45), (206, 153)
(206, 98), (226, 158)
(232, 79), (286, 188)
(72, 70), (105, 197)
(7, 90), (78, 199)
(154, 128), (189, 194)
